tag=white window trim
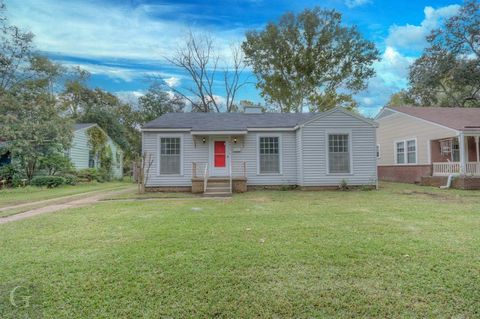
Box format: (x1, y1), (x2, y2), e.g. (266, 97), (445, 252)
(394, 137), (418, 165)
(157, 134), (184, 176)
(325, 129), (353, 175)
(256, 133), (283, 175)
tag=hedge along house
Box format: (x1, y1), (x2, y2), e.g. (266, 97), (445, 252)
(141, 107), (378, 196)
(70, 124), (123, 179)
(375, 106), (480, 189)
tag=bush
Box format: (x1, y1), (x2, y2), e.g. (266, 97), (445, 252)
(0, 163), (27, 187)
(31, 176), (66, 188)
(339, 179), (349, 191)
(76, 168), (101, 182)
(62, 174), (78, 186)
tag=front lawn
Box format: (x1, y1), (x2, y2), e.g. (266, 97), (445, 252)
(0, 183), (479, 318)
(0, 181), (131, 208)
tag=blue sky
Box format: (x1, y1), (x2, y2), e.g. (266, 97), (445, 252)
(6, 0), (463, 116)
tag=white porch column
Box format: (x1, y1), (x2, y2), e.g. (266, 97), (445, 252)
(459, 133), (466, 175)
(475, 136), (479, 163)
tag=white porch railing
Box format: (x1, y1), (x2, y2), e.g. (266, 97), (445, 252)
(433, 162), (480, 176)
(192, 162), (208, 178)
(231, 161), (247, 178)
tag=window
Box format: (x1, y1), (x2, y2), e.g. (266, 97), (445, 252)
(376, 144), (380, 159)
(395, 139), (416, 164)
(328, 134), (350, 174)
(396, 142), (405, 164)
(407, 140), (416, 163)
(259, 136), (280, 174)
(160, 137), (181, 174)
(88, 150), (96, 168)
(452, 139), (460, 162)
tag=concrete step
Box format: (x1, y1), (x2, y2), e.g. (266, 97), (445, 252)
(203, 191), (232, 197)
(206, 186), (231, 192)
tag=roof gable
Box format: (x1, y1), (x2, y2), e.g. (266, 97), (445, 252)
(301, 107), (378, 128)
(385, 106), (480, 132)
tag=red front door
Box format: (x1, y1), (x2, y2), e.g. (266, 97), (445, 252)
(214, 141), (226, 167)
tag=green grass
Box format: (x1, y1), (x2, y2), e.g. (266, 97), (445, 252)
(0, 181), (132, 208)
(0, 182), (479, 318)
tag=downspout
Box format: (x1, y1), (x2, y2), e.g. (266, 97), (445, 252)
(440, 174), (458, 189)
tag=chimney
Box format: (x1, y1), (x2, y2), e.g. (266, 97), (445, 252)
(243, 105), (263, 113)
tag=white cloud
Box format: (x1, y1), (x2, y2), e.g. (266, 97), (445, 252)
(115, 90), (145, 104)
(5, 0), (246, 62)
(164, 76), (181, 88)
(355, 46), (415, 115)
(345, 0), (371, 8)
(386, 4), (460, 51)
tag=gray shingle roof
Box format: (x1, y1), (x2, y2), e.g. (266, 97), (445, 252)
(142, 113), (319, 131)
(74, 123), (96, 131)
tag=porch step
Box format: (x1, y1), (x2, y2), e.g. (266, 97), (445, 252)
(203, 192), (231, 197)
(203, 178), (232, 197)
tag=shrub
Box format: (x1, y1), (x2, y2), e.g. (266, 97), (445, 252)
(339, 179), (349, 191)
(0, 163), (27, 187)
(31, 176), (66, 188)
(62, 174), (78, 186)
(76, 168), (101, 182)
(39, 153), (73, 175)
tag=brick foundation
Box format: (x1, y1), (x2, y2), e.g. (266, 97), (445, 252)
(191, 178), (204, 194)
(378, 165), (432, 184)
(232, 177), (247, 193)
(145, 186), (191, 192)
(420, 176), (480, 190)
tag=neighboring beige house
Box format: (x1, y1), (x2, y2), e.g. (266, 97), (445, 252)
(375, 106), (480, 189)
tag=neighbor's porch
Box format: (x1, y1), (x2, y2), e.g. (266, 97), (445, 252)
(431, 133), (480, 176)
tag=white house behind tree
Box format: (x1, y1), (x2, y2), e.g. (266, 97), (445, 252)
(70, 124), (123, 179)
(141, 107), (378, 195)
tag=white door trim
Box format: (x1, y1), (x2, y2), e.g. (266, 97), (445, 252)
(208, 137), (230, 177)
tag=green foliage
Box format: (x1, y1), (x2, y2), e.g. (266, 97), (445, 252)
(339, 179), (349, 191)
(139, 83), (185, 123)
(86, 126), (114, 180)
(76, 168), (101, 182)
(0, 163), (26, 187)
(87, 126), (108, 155)
(406, 0), (480, 107)
(0, 2), (35, 93)
(31, 175), (65, 188)
(61, 174), (78, 186)
(39, 153), (73, 175)
(242, 7), (379, 112)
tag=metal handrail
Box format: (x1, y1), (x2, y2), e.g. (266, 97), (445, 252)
(229, 160), (233, 193)
(203, 163), (208, 193)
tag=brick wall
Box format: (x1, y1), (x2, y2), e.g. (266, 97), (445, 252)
(378, 165), (432, 184)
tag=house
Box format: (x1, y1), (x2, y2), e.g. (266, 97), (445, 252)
(141, 107), (378, 195)
(70, 124), (123, 179)
(375, 106), (480, 189)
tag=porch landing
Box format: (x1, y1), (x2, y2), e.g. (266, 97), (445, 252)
(420, 176), (480, 190)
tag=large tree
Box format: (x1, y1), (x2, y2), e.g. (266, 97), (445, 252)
(167, 31), (249, 112)
(0, 57), (73, 180)
(0, 1), (35, 92)
(407, 0), (480, 107)
(242, 7), (379, 113)
(0, 2), (73, 180)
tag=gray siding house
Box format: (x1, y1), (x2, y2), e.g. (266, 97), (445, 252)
(70, 124), (123, 179)
(141, 107), (378, 195)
